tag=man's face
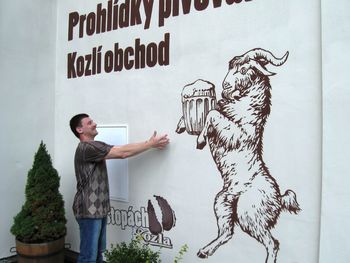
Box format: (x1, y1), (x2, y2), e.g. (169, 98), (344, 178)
(77, 117), (98, 139)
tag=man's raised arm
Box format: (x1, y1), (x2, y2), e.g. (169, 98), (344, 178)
(105, 131), (169, 159)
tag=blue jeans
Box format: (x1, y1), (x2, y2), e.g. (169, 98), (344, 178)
(77, 217), (107, 263)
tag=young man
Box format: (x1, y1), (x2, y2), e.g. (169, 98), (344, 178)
(69, 113), (169, 263)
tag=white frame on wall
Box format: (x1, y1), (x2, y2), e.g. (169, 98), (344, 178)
(95, 124), (129, 202)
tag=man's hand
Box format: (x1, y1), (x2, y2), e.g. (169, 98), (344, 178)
(148, 131), (169, 149)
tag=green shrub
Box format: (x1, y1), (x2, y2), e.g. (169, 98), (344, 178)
(105, 237), (188, 263)
(104, 237), (161, 263)
(10, 142), (67, 243)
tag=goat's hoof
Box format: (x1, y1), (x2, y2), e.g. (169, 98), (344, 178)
(197, 141), (206, 149)
(175, 126), (186, 134)
(197, 250), (208, 259)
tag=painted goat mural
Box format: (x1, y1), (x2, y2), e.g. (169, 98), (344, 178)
(176, 48), (301, 263)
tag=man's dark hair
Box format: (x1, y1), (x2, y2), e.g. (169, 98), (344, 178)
(70, 113), (89, 138)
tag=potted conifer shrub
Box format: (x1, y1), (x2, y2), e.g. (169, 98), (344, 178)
(10, 142), (67, 263)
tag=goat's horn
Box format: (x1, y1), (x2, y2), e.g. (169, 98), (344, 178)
(250, 60), (275, 76)
(245, 48), (289, 67)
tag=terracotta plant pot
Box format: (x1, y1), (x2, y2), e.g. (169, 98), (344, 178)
(15, 236), (65, 263)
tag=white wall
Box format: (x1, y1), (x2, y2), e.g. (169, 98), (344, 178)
(1, 0), (349, 262)
(55, 0), (321, 262)
(319, 1), (350, 262)
(0, 0), (57, 258)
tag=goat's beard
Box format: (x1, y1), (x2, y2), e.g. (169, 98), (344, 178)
(217, 86), (241, 118)
(217, 98), (229, 108)
(220, 83), (252, 103)
(216, 95), (237, 121)
(218, 86), (252, 121)
(221, 74), (253, 101)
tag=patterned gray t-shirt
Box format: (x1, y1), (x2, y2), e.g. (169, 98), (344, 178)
(73, 141), (113, 218)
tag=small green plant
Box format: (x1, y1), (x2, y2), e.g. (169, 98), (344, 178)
(104, 237), (161, 263)
(10, 142), (66, 243)
(173, 244), (189, 263)
(105, 236), (188, 263)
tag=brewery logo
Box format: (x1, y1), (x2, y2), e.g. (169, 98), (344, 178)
(108, 195), (176, 249)
(176, 48), (301, 262)
(133, 227), (174, 249)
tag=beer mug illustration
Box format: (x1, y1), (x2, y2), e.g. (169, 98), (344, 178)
(176, 79), (217, 135)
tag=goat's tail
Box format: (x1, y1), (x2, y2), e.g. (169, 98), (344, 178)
(281, 189), (301, 214)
